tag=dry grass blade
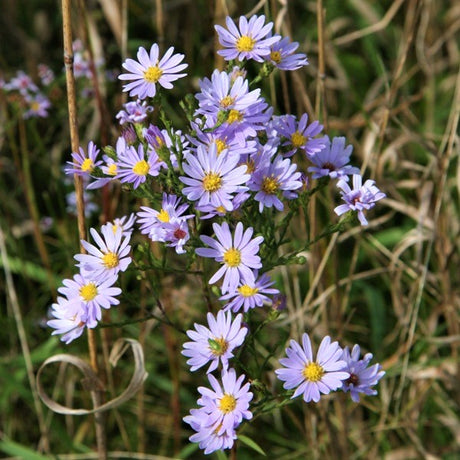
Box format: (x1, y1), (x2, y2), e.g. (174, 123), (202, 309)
(36, 338), (148, 416)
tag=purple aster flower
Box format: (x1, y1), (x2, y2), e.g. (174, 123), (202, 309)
(182, 310), (248, 373)
(116, 143), (163, 189)
(58, 273), (121, 328)
(220, 271), (279, 313)
(196, 221), (263, 294)
(47, 296), (86, 344)
(4, 70), (38, 94)
(74, 226), (132, 278)
(197, 368), (253, 435)
(137, 193), (192, 241)
(101, 214), (137, 237)
(275, 333), (350, 403)
(188, 120), (257, 159)
(334, 174), (386, 226)
(248, 154), (302, 212)
(196, 191), (250, 220)
(38, 64), (55, 86)
(115, 99), (153, 124)
(308, 136), (360, 179)
(23, 93), (51, 119)
(276, 114), (326, 157)
(184, 407), (237, 455)
(180, 144), (250, 211)
(118, 44), (188, 100)
(65, 141), (102, 177)
(143, 124), (166, 150)
(86, 154), (118, 190)
(195, 69), (262, 119)
(341, 345), (385, 402)
(266, 36), (309, 70)
(66, 190), (99, 217)
(215, 15), (280, 62)
(162, 219), (190, 254)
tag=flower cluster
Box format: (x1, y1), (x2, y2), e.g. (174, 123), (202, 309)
(47, 219), (134, 343)
(50, 12), (387, 456)
(276, 333), (384, 403)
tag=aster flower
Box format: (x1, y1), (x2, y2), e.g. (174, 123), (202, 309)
(116, 143), (163, 189)
(195, 69), (262, 119)
(308, 136), (360, 180)
(215, 15), (280, 62)
(334, 174), (386, 226)
(47, 296), (86, 344)
(58, 273), (121, 328)
(115, 99), (153, 125)
(137, 193), (192, 241)
(23, 93), (51, 119)
(276, 113), (326, 157)
(266, 36), (309, 70)
(275, 333), (350, 403)
(86, 154), (118, 190)
(38, 64), (55, 86)
(196, 221), (263, 294)
(101, 214), (137, 237)
(66, 190), (99, 217)
(180, 144), (250, 211)
(197, 368), (253, 435)
(65, 141), (102, 177)
(248, 154), (302, 212)
(182, 310), (248, 373)
(184, 407), (237, 455)
(220, 271), (279, 313)
(196, 191), (250, 220)
(341, 345), (385, 402)
(74, 226), (132, 278)
(4, 70), (38, 94)
(143, 124), (166, 150)
(118, 44), (188, 100)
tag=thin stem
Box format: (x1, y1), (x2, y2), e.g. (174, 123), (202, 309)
(61, 0), (107, 458)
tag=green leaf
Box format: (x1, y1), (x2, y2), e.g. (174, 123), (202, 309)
(239, 434), (267, 456)
(0, 439), (51, 459)
(177, 441), (200, 459)
(215, 449), (228, 460)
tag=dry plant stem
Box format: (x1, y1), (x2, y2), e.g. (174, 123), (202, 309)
(0, 225), (50, 453)
(61, 0), (107, 458)
(315, 0), (328, 131)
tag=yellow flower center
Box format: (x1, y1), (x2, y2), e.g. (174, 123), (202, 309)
(218, 394), (237, 413)
(215, 138), (228, 155)
(102, 251), (119, 268)
(202, 172), (222, 192)
(216, 205), (226, 214)
(238, 284), (259, 297)
(261, 176), (279, 194)
(223, 248), (241, 267)
(302, 362), (325, 382)
(270, 50), (282, 63)
(143, 66), (163, 83)
(111, 225), (119, 234)
(107, 163), (117, 175)
(80, 282), (98, 301)
(220, 95), (235, 108)
(81, 158), (94, 173)
(157, 209), (170, 223)
(208, 336), (229, 356)
(291, 131), (306, 148)
(132, 159), (149, 176)
(227, 109), (243, 124)
(31, 101), (41, 111)
(236, 35), (256, 52)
